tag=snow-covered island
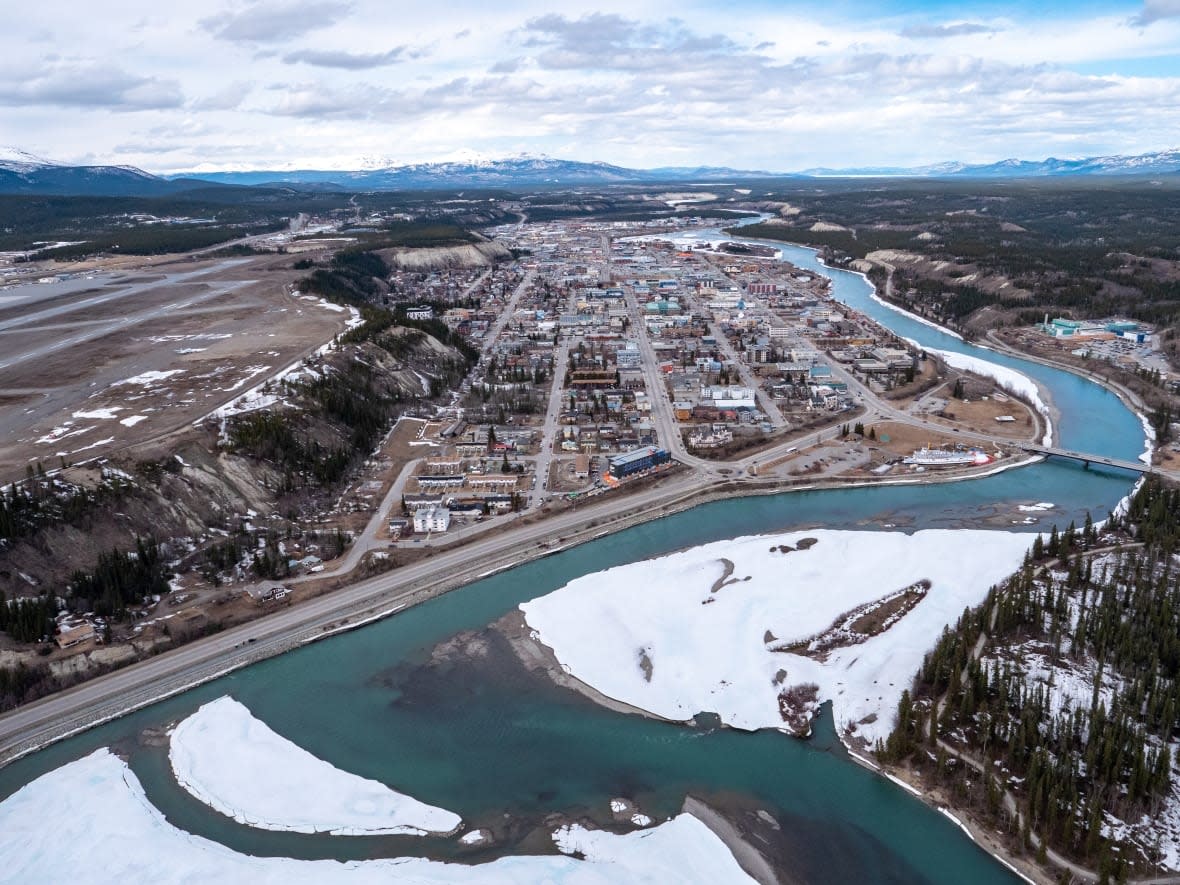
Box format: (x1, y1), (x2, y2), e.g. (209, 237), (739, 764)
(520, 529), (1033, 745)
(0, 749), (755, 884)
(169, 696), (461, 836)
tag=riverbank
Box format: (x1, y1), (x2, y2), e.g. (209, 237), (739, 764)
(493, 610), (669, 723)
(0, 444), (1050, 769)
(872, 761), (1046, 885)
(982, 330), (1157, 464)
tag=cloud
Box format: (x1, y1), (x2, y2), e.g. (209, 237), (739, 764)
(900, 22), (999, 39)
(0, 63), (183, 110)
(281, 47), (407, 69)
(201, 0), (353, 43)
(1131, 0), (1180, 26)
(191, 82), (254, 110)
(489, 57), (522, 73)
(520, 13), (740, 72)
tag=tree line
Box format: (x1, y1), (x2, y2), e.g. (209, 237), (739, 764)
(883, 483), (1180, 879)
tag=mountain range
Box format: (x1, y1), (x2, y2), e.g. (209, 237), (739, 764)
(5, 146), (1180, 197)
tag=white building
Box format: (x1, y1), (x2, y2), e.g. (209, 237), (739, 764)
(405, 305), (434, 321)
(413, 506), (452, 534)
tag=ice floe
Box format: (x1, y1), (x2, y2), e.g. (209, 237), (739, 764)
(0, 749), (754, 884)
(521, 529), (1032, 744)
(169, 696), (461, 836)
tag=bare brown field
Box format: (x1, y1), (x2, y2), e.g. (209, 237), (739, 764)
(0, 255), (352, 482)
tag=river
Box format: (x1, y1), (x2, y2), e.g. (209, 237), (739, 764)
(0, 225), (1150, 884)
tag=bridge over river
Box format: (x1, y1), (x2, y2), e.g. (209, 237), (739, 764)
(1019, 443), (1153, 475)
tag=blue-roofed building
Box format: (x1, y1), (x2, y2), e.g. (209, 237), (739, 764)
(607, 446), (670, 479)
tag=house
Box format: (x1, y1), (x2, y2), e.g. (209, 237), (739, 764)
(56, 621), (97, 649)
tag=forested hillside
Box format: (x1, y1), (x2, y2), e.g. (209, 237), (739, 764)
(732, 179), (1180, 338)
(883, 480), (1180, 881)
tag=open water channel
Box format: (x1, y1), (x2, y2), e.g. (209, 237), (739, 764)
(0, 223), (1151, 883)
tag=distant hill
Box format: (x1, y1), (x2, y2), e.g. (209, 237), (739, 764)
(7, 145), (1180, 197)
(169, 155), (782, 190)
(799, 148), (1180, 179)
(0, 147), (220, 197)
(176, 148), (1180, 188)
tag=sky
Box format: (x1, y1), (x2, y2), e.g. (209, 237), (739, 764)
(5, 0), (1180, 173)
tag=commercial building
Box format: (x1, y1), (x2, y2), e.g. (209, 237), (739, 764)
(607, 446), (670, 480)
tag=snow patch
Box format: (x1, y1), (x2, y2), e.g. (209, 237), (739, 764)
(120, 415), (149, 427)
(71, 437), (114, 453)
(0, 749), (754, 884)
(869, 292), (965, 340)
(168, 696), (461, 836)
(521, 529), (1032, 744)
(72, 408), (122, 420)
(112, 369), (184, 387)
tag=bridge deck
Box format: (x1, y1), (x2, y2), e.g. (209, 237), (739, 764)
(1019, 444), (1148, 474)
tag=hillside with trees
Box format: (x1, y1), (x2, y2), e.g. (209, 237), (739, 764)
(882, 479), (1180, 882)
(730, 179), (1180, 353)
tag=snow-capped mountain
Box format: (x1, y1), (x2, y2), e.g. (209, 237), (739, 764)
(177, 154), (688, 188)
(954, 148), (1180, 177)
(0, 147), (60, 174)
(179, 147), (1180, 189)
(0, 147), (212, 196)
(5, 145), (1180, 196)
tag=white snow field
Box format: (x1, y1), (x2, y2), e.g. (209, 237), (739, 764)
(521, 529), (1032, 744)
(169, 696), (461, 836)
(0, 749), (754, 884)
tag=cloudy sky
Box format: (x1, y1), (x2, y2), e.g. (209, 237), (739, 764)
(6, 0), (1180, 173)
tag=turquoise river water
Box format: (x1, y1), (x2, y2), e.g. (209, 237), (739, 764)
(0, 225), (1150, 884)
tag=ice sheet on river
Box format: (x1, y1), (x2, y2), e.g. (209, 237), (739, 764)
(169, 696), (461, 836)
(0, 749), (754, 884)
(521, 529), (1032, 745)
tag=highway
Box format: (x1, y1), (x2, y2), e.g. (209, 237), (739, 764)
(0, 468), (709, 765)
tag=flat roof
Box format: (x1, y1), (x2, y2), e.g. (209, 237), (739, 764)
(609, 446), (662, 466)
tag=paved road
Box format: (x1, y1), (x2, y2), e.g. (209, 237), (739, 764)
(531, 337), (572, 507)
(0, 468), (708, 764)
(479, 269), (535, 359)
(619, 287), (710, 468)
(321, 451), (424, 576)
(702, 313), (787, 427)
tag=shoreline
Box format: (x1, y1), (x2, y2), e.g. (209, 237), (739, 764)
(982, 330), (1158, 467)
(840, 746), (1045, 884)
(0, 448), (1052, 770)
(725, 231), (1064, 449)
(493, 610), (672, 723)
(681, 796), (782, 885)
